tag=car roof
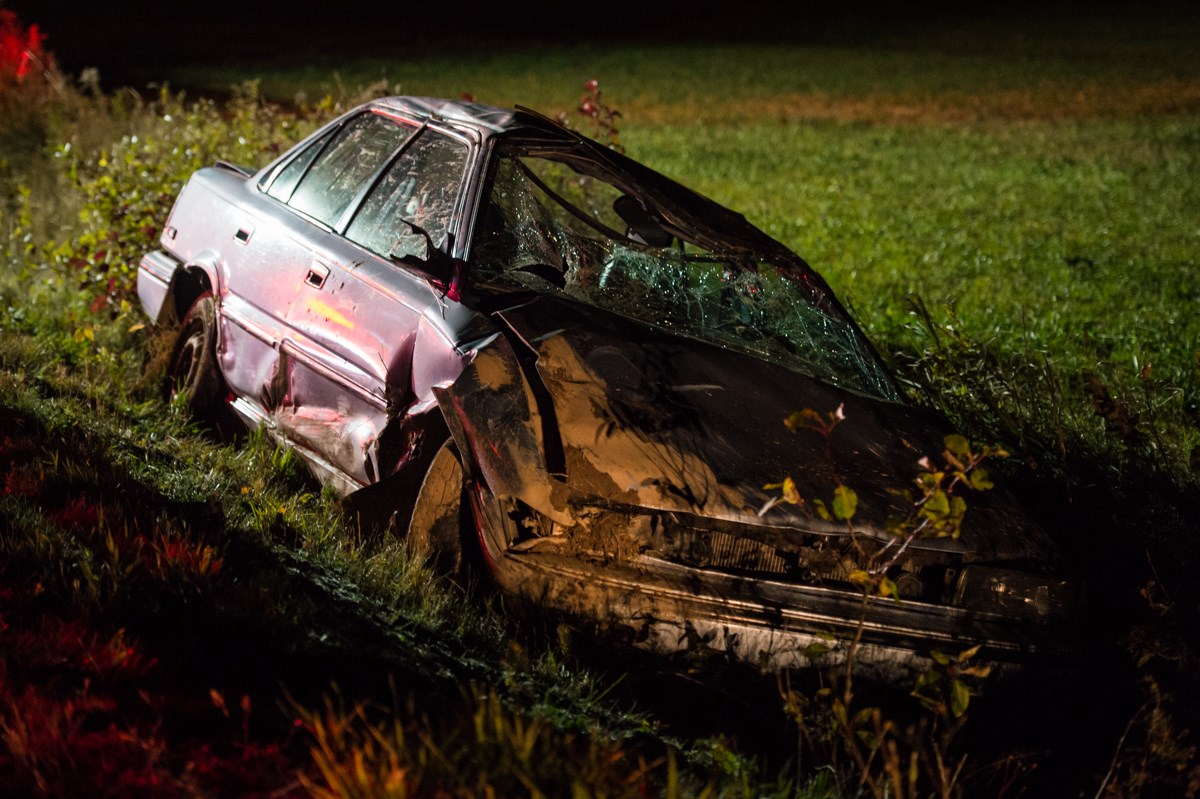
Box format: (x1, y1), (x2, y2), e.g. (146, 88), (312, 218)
(370, 96), (531, 134)
(365, 97), (810, 260)
(369, 95), (597, 148)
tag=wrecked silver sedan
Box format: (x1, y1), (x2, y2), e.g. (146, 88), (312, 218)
(138, 97), (1076, 674)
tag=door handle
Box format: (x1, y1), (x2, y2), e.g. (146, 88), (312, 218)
(305, 261), (330, 289)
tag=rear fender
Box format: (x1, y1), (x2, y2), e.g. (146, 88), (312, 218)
(148, 252), (222, 326)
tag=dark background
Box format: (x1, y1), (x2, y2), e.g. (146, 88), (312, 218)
(6, 0), (1163, 87)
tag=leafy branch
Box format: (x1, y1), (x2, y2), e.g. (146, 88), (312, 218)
(767, 405), (1006, 798)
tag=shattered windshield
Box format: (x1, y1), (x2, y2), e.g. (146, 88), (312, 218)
(471, 144), (898, 400)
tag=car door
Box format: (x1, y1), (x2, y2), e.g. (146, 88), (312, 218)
(218, 111), (417, 429)
(277, 124), (474, 488)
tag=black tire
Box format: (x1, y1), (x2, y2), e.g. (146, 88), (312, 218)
(407, 438), (467, 574)
(165, 292), (223, 419)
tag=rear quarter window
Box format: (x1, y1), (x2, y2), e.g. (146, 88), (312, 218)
(264, 128), (334, 203)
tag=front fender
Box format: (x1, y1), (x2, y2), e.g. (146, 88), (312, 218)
(430, 332), (570, 527)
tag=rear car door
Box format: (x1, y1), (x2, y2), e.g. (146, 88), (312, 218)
(219, 111), (416, 427)
(277, 123), (474, 487)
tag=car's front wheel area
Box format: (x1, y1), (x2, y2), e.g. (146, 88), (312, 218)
(407, 438), (472, 576)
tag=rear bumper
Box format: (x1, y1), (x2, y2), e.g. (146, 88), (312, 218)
(137, 249), (181, 324)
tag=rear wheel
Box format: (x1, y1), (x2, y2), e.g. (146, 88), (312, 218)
(165, 293), (223, 419)
(407, 438), (467, 574)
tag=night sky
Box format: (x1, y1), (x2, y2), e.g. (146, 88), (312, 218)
(6, 0), (1053, 83)
(6, 0), (1181, 92)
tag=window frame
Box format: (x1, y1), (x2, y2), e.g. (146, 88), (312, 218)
(256, 107), (480, 261)
(340, 124), (476, 260)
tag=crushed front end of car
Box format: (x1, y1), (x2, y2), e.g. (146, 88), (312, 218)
(435, 124), (1081, 676)
(439, 298), (1080, 677)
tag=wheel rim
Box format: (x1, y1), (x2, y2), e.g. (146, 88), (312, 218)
(168, 321), (206, 399)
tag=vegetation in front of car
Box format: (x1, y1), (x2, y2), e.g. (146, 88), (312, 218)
(3, 5), (1199, 796)
(765, 407), (1013, 798)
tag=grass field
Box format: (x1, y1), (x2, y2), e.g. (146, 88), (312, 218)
(4, 7), (1200, 796)
(163, 25), (1200, 470)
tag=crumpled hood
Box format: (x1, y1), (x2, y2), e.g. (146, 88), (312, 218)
(461, 293), (1055, 563)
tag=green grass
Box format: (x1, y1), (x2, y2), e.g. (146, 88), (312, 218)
(631, 117), (1200, 376)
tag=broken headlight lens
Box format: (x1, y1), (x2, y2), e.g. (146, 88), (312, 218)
(951, 565), (1078, 623)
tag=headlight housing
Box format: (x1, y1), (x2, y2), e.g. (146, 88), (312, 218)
(952, 565), (1080, 623)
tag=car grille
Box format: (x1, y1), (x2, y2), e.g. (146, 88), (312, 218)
(692, 527), (791, 573)
(646, 522), (802, 577)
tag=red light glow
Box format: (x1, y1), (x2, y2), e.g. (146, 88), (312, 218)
(0, 11), (47, 81)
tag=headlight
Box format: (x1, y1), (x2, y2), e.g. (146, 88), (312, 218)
(952, 565), (1080, 623)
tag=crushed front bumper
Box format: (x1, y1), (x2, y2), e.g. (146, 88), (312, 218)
(469, 488), (1073, 677)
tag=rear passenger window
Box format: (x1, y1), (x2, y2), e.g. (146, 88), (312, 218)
(264, 128), (334, 202)
(345, 130), (469, 258)
(288, 112), (416, 227)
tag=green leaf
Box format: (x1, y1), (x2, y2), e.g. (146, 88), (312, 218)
(930, 649), (952, 666)
(968, 467), (994, 491)
(848, 570), (871, 587)
(781, 476), (802, 505)
(949, 495), (967, 520)
(762, 477), (802, 508)
(924, 490), (950, 519)
(878, 576), (899, 600)
(812, 499), (832, 521)
(950, 678), (971, 717)
(832, 485), (858, 521)
(803, 642), (833, 659)
(944, 434), (971, 459)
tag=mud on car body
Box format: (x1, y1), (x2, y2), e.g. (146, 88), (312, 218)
(139, 97), (1079, 675)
